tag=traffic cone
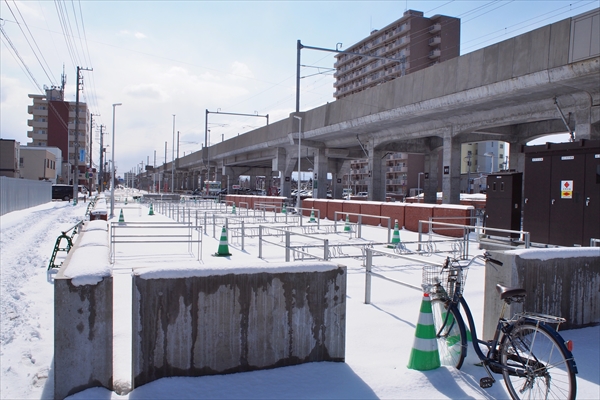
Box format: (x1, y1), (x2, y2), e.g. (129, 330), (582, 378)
(232, 204), (236, 214)
(213, 226), (232, 257)
(344, 214), (351, 232)
(148, 203), (155, 216)
(281, 204), (287, 214)
(308, 208), (316, 223)
(387, 220), (401, 248)
(118, 209), (125, 224)
(407, 292), (441, 371)
(124, 197), (128, 205)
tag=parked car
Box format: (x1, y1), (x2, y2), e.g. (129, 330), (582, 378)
(357, 192), (368, 197)
(52, 184), (73, 201)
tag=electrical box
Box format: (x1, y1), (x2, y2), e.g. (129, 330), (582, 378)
(485, 172), (523, 238)
(523, 140), (600, 247)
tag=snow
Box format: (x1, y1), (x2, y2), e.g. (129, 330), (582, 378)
(507, 247), (600, 260)
(1, 192), (599, 400)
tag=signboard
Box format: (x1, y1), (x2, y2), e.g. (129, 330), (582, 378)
(285, 176), (290, 182)
(79, 149), (85, 162)
(443, 166), (449, 175)
(561, 180), (573, 199)
(232, 184), (241, 190)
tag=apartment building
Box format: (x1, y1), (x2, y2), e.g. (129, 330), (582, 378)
(334, 9), (460, 99)
(343, 152), (425, 199)
(27, 87), (89, 186)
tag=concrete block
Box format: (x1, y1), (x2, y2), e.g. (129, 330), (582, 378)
(512, 33), (531, 77)
(54, 276), (113, 399)
(482, 44), (500, 85)
(529, 25), (551, 73)
(483, 248), (600, 340)
(132, 263), (347, 388)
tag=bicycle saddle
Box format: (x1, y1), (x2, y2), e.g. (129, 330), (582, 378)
(496, 284), (526, 301)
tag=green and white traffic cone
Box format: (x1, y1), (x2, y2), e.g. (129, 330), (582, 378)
(232, 204), (236, 215)
(124, 197), (128, 205)
(118, 209), (125, 224)
(407, 292), (441, 371)
(281, 204), (287, 214)
(308, 208), (316, 223)
(388, 219), (401, 248)
(344, 214), (351, 232)
(213, 226), (232, 257)
(148, 203), (155, 216)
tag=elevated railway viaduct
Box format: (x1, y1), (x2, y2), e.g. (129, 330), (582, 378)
(151, 9), (599, 204)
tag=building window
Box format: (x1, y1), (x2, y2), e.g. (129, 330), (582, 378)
(19, 158), (24, 167)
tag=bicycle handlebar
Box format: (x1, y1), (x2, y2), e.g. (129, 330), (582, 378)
(443, 252), (503, 269)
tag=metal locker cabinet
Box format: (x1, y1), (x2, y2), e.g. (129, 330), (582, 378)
(549, 153), (586, 246)
(523, 156), (552, 244)
(486, 172), (522, 238)
(583, 152), (600, 245)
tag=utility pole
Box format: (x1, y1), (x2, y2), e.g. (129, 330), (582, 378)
(73, 66), (93, 203)
(89, 113), (99, 192)
(98, 125), (104, 191)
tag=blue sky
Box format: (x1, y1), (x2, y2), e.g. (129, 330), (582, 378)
(1, 0), (598, 175)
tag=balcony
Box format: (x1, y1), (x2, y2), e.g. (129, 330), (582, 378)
(27, 120), (47, 128)
(429, 23), (441, 33)
(428, 36), (441, 46)
(428, 49), (441, 59)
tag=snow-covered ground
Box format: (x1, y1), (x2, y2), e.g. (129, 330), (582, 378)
(1, 191), (598, 399)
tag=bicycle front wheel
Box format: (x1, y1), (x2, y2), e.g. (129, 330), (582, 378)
(431, 299), (466, 369)
(500, 322), (576, 400)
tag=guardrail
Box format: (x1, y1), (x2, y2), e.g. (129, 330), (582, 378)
(109, 221), (202, 262)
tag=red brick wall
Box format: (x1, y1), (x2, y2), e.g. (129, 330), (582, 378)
(404, 204), (435, 233)
(311, 199), (328, 220)
(342, 201), (361, 223)
(302, 199), (315, 216)
(327, 200), (345, 221)
(381, 203), (406, 229)
(360, 202), (384, 226)
(432, 205), (474, 237)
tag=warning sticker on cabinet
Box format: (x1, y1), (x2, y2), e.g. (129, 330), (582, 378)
(561, 180), (573, 199)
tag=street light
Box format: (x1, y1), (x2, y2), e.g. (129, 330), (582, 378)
(110, 103), (122, 219)
(293, 115), (302, 212)
(483, 152), (494, 173)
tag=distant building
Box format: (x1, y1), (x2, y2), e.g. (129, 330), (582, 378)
(19, 146), (58, 182)
(0, 139), (21, 178)
(27, 86), (89, 186)
(334, 9), (460, 99)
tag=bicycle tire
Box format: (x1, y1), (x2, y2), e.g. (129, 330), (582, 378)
(431, 299), (466, 369)
(500, 321), (576, 400)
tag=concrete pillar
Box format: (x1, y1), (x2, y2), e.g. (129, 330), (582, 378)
(423, 149), (439, 204)
(441, 128), (461, 204)
(367, 145), (385, 201)
(574, 108), (593, 140)
(281, 155), (297, 198)
(313, 148), (328, 199)
(509, 142), (525, 173)
(329, 159), (346, 200)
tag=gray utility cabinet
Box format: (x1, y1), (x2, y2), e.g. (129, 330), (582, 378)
(522, 140), (600, 247)
(485, 172), (523, 238)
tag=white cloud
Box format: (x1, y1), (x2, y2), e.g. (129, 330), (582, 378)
(229, 61), (254, 80)
(134, 32), (147, 39)
(118, 30), (147, 39)
(124, 83), (169, 102)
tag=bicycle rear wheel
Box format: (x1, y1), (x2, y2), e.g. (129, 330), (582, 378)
(431, 299), (466, 369)
(500, 322), (576, 400)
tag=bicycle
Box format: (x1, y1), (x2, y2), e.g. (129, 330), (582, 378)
(422, 253), (578, 400)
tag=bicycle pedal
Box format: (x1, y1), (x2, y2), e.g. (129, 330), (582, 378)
(479, 377), (494, 388)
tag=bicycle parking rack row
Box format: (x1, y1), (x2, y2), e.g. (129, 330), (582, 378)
(109, 221), (202, 262)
